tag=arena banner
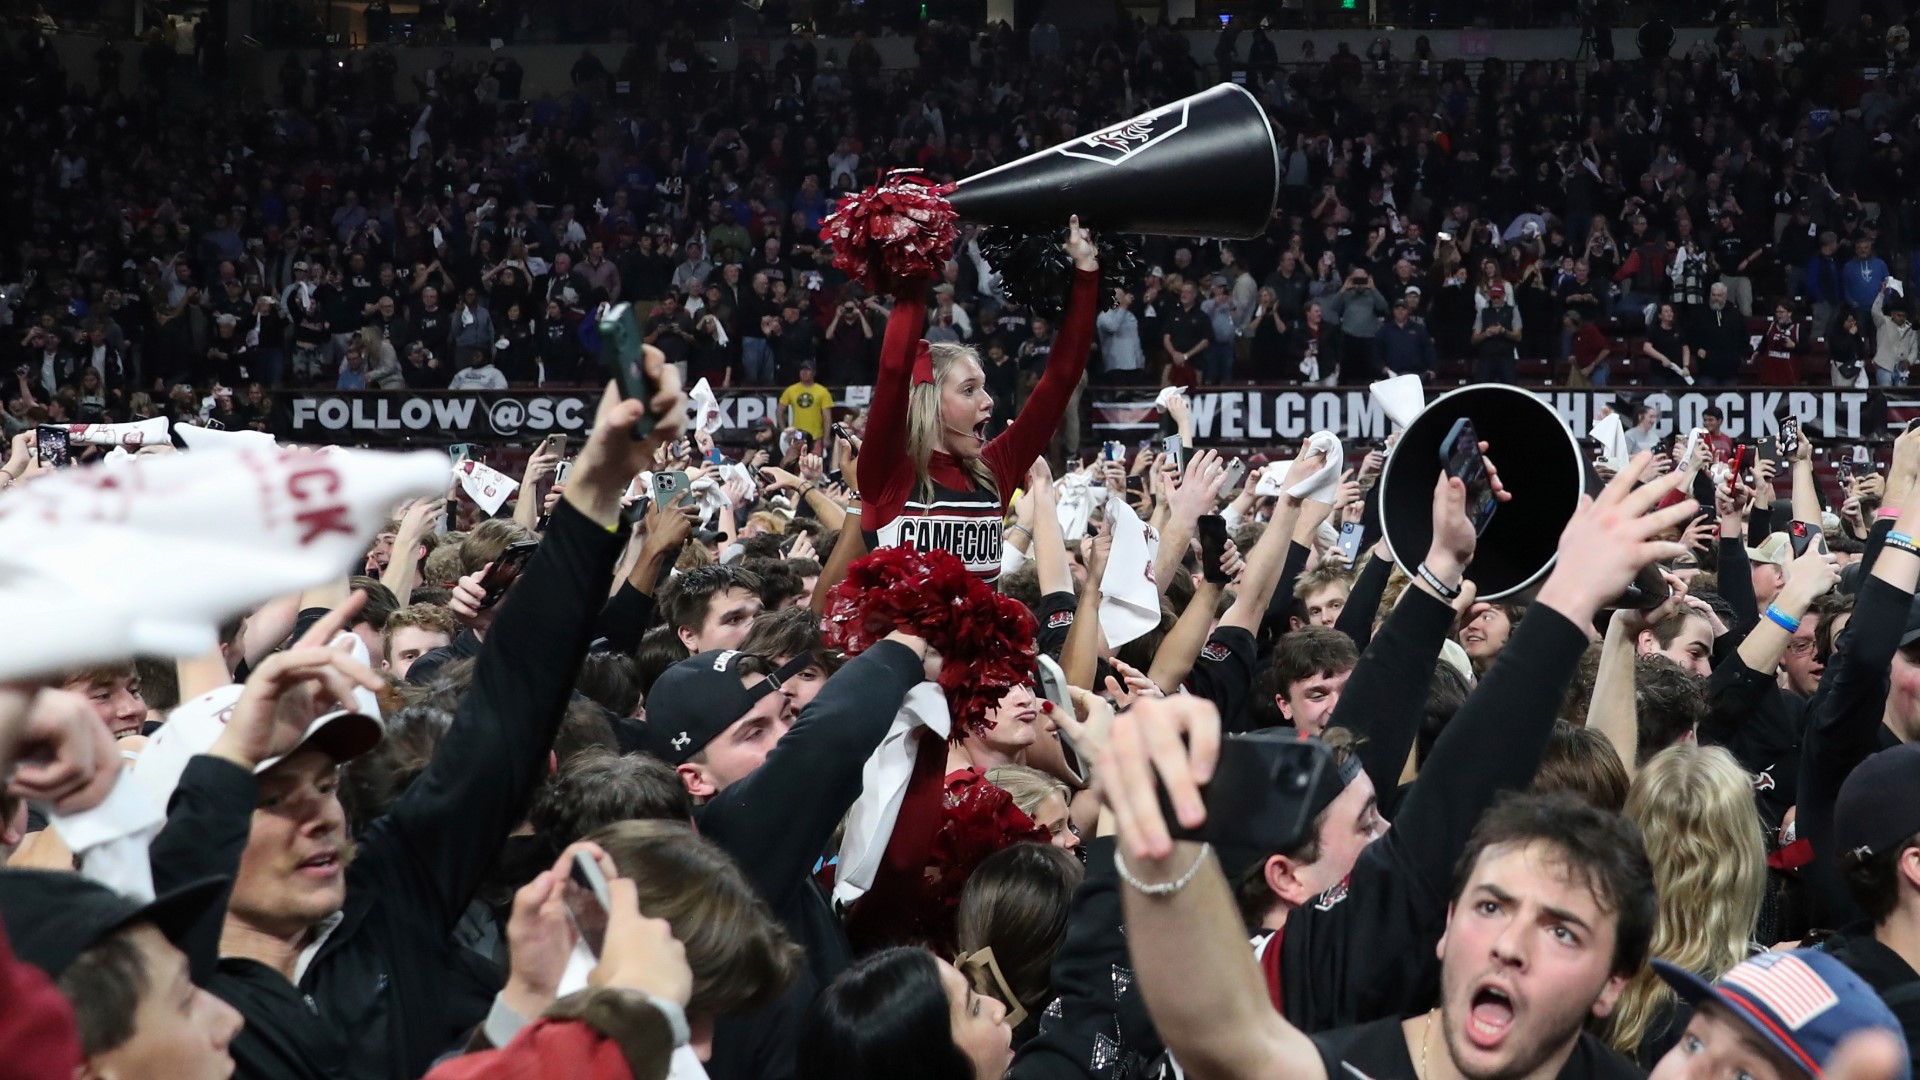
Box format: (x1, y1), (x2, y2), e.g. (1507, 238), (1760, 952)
(278, 385), (1919, 446)
(1090, 387), (1920, 445)
(281, 386), (877, 444)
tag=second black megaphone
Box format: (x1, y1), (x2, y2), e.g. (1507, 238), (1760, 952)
(944, 83), (1280, 240)
(1378, 384), (1670, 608)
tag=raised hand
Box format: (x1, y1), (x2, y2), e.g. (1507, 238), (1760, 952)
(1534, 453), (1698, 630)
(213, 592), (385, 770)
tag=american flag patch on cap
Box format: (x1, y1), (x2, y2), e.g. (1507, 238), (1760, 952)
(1721, 953), (1841, 1030)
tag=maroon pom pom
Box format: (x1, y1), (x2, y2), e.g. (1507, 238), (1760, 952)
(821, 171), (961, 294)
(822, 545), (1036, 737)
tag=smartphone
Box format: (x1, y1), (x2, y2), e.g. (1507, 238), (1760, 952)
(541, 433), (567, 457)
(563, 851), (613, 959)
(1787, 518), (1827, 559)
(1335, 520), (1365, 563)
(1159, 732), (1335, 853)
(597, 302), (659, 439)
(35, 426), (70, 468)
(1756, 436), (1780, 464)
(1726, 445), (1749, 492)
(1198, 515), (1231, 584)
(1836, 459), (1855, 486)
(832, 422), (856, 444)
(1780, 416), (1801, 459)
(449, 443), (478, 466)
(1438, 418), (1498, 535)
(654, 469), (690, 506)
(1103, 440), (1126, 463)
(479, 539), (539, 608)
(1222, 457), (1247, 492)
(553, 460), (572, 484)
(1162, 435), (1185, 473)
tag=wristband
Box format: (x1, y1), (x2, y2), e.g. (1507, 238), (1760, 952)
(1763, 605), (1801, 634)
(1005, 523), (1034, 542)
(1415, 562), (1462, 601)
(1886, 531), (1920, 557)
(1879, 508), (1902, 520)
(1114, 842), (1212, 897)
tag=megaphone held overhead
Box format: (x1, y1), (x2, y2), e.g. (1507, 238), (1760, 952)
(945, 83), (1281, 240)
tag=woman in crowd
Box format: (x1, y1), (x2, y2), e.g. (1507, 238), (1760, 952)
(1605, 743), (1767, 1067)
(955, 842), (1085, 1046)
(857, 217), (1097, 582)
(1243, 286), (1291, 378)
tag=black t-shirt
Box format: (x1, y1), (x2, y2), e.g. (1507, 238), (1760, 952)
(1165, 303), (1212, 354)
(1034, 590), (1078, 658)
(1313, 1016), (1645, 1080)
(1184, 626), (1258, 732)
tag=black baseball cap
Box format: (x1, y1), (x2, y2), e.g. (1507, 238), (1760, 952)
(0, 869), (229, 979)
(637, 650), (808, 765)
(1835, 743), (1920, 864)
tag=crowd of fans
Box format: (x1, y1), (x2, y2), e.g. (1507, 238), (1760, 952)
(10, 8), (1920, 458)
(10, 17), (1920, 1080)
(5, 295), (1920, 1080)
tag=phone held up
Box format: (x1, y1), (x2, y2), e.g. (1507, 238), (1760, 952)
(1158, 733), (1335, 854)
(478, 539), (539, 608)
(563, 851), (613, 959)
(597, 302), (659, 439)
(1197, 514), (1232, 584)
(35, 425), (70, 469)
(1438, 418), (1498, 535)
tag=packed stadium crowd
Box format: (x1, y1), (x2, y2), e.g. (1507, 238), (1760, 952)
(5, 4), (1920, 451)
(7, 11), (1920, 1080)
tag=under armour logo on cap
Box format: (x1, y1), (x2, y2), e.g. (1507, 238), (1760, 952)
(672, 732), (691, 750)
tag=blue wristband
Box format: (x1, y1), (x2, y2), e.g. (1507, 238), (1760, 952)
(1764, 605), (1801, 634)
(1887, 531), (1919, 556)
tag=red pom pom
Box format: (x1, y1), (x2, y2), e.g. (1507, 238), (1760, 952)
(822, 545), (1036, 737)
(821, 171), (960, 294)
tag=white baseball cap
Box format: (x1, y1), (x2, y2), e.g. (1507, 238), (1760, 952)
(134, 632), (384, 810)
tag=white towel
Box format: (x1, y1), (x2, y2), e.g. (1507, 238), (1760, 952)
(688, 378), (724, 434)
(833, 681), (950, 909)
(175, 422), (276, 451)
(1099, 495), (1162, 649)
(455, 459), (520, 515)
(0, 446), (448, 682)
(48, 772), (166, 902)
(1254, 461), (1291, 498)
(1054, 470), (1096, 541)
(1369, 374), (1426, 428)
(1154, 385), (1187, 411)
(1288, 431), (1345, 502)
(1589, 413), (1630, 472)
(62, 417), (170, 448)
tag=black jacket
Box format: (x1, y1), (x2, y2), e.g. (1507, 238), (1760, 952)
(150, 500), (627, 1080)
(1799, 527), (1909, 929)
(1278, 600), (1591, 1031)
(696, 639), (925, 987)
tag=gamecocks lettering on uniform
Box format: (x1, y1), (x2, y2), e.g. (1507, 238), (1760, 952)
(874, 501), (1008, 578)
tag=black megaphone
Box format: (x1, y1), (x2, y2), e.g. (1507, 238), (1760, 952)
(944, 83), (1280, 241)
